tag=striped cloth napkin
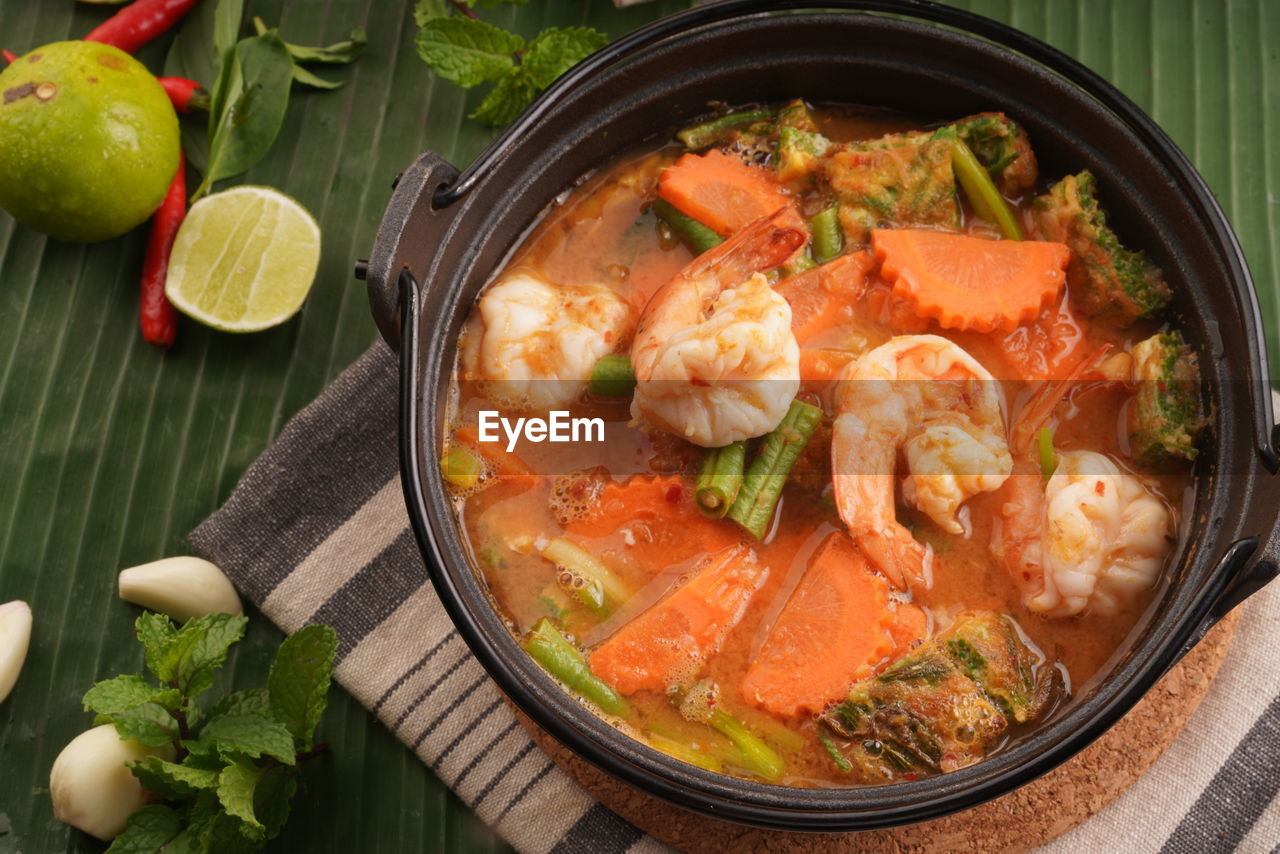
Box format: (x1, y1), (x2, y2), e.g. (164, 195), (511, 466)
(188, 341), (1280, 854)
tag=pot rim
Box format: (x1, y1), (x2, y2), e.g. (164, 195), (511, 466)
(379, 0), (1280, 831)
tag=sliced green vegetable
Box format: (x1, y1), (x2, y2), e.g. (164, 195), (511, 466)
(653, 199), (723, 255)
(676, 109), (774, 151)
(645, 732), (723, 773)
(695, 442), (747, 518)
(588, 354), (636, 398)
(781, 248), (816, 277)
(540, 538), (630, 617)
(809, 205), (843, 263)
(1037, 427), (1056, 481)
(726, 399), (823, 539)
(952, 137), (1023, 240)
(440, 446), (484, 489)
(707, 709), (785, 782)
(524, 619), (629, 717)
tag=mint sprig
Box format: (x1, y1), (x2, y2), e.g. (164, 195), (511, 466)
(414, 0), (607, 126)
(88, 615), (338, 854)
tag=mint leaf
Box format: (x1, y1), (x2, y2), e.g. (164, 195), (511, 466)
(416, 17), (524, 87)
(199, 713), (296, 764)
(268, 624), (337, 749)
(470, 68), (537, 126)
(129, 756), (221, 800)
(139, 613), (248, 697)
(217, 757), (265, 830)
(173, 791), (262, 853)
(209, 686), (271, 720)
(137, 612), (179, 679)
(252, 765), (297, 839)
(84, 675), (182, 716)
(522, 27), (608, 89)
(98, 705), (177, 748)
(413, 0), (450, 25)
(104, 805), (184, 853)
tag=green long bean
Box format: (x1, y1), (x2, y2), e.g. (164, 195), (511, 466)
(676, 109), (774, 150)
(809, 204), (843, 264)
(726, 399), (823, 539)
(524, 618), (630, 717)
(708, 710), (785, 782)
(952, 137), (1024, 241)
(588, 354), (636, 398)
(653, 199), (723, 255)
(695, 441), (747, 518)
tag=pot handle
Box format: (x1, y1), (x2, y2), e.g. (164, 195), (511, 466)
(1176, 391), (1280, 659)
(361, 151), (461, 349)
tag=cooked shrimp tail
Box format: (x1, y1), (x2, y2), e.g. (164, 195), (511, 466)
(1009, 344), (1112, 455)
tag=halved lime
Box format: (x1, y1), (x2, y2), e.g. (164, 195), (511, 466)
(165, 186), (321, 333)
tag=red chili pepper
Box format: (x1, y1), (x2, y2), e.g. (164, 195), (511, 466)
(140, 152), (186, 348)
(157, 76), (209, 114)
(84, 0), (201, 55)
(2, 49), (18, 65)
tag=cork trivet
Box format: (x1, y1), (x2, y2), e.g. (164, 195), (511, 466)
(516, 611), (1238, 854)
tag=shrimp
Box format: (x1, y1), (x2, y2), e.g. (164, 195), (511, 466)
(629, 209), (805, 447)
(833, 335), (1012, 589)
(461, 272), (635, 411)
(992, 451), (1172, 618)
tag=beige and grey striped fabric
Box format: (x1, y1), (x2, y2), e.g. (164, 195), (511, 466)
(189, 343), (1280, 853)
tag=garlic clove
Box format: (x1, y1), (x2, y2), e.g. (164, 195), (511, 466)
(0, 600), (32, 704)
(118, 557), (242, 622)
(49, 724), (174, 840)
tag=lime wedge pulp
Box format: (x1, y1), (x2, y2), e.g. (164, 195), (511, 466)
(165, 186), (321, 333)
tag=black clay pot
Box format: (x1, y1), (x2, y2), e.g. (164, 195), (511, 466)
(361, 0), (1280, 831)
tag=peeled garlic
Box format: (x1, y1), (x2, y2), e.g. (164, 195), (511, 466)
(118, 557), (242, 622)
(50, 724), (173, 840)
(0, 600), (32, 703)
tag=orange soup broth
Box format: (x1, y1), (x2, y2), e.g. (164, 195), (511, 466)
(447, 107), (1192, 786)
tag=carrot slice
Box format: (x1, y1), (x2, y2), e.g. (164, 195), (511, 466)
(658, 149), (806, 238)
(775, 251), (875, 344)
(740, 533), (925, 718)
(589, 545), (769, 695)
(565, 476), (743, 573)
(873, 229), (1069, 334)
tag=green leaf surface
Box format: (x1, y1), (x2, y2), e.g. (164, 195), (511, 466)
(470, 68), (537, 126)
(522, 27), (608, 89)
(214, 0), (248, 59)
(84, 674), (183, 715)
(100, 704), (178, 747)
(268, 624), (337, 748)
(210, 686), (273, 720)
(289, 65), (344, 90)
(130, 756), (222, 800)
(3, 3), (1272, 854)
(218, 756), (267, 830)
(198, 32), (296, 199)
(105, 805), (185, 854)
(199, 713), (297, 764)
(416, 17), (523, 87)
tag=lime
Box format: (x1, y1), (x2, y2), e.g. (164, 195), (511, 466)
(0, 41), (180, 243)
(165, 187), (322, 332)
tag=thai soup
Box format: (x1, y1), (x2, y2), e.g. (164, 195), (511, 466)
(439, 102), (1203, 786)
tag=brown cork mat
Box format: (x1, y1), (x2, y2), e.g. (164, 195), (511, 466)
(515, 610), (1239, 853)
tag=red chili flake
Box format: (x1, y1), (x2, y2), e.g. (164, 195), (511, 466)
(1095, 481), (1106, 496)
(665, 484), (684, 504)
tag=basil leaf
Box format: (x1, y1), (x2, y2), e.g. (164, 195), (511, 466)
(195, 33), (295, 200)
